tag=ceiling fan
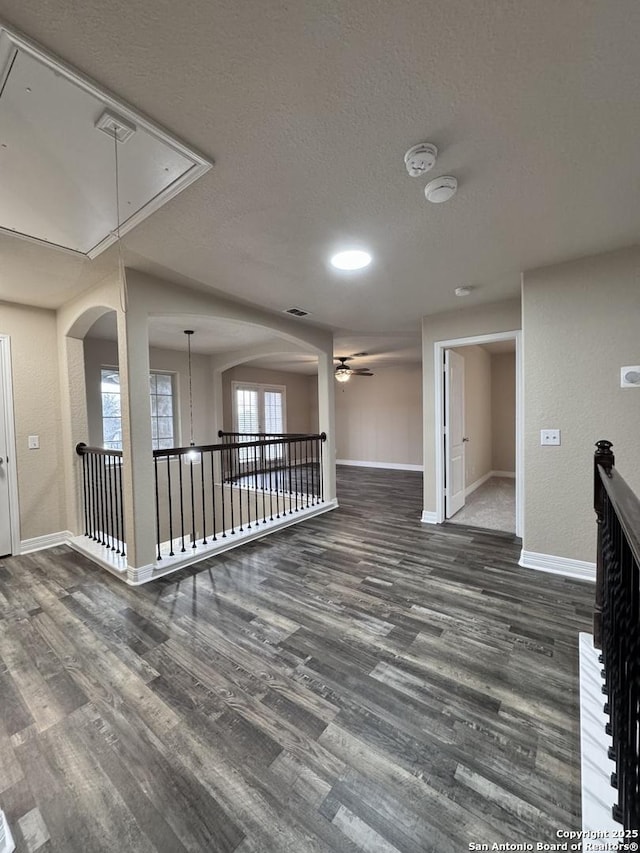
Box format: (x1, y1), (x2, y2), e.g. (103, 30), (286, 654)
(334, 353), (374, 383)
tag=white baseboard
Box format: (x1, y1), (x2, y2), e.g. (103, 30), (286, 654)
(20, 530), (73, 554)
(578, 633), (619, 833)
(465, 471), (493, 497)
(465, 470), (515, 497)
(337, 459), (423, 472)
(421, 510), (438, 525)
(0, 808), (15, 853)
(71, 499), (340, 586)
(519, 549), (595, 582)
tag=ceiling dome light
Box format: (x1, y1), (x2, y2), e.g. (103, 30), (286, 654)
(425, 176), (458, 204)
(335, 366), (352, 383)
(330, 250), (372, 271)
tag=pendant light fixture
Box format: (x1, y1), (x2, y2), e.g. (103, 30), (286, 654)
(97, 111), (132, 312)
(184, 329), (198, 460)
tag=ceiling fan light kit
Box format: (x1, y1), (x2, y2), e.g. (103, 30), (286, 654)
(334, 355), (374, 382)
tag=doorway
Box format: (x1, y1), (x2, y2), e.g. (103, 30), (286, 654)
(0, 336), (19, 556)
(435, 331), (522, 537)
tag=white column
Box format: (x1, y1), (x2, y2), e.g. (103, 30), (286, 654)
(316, 349), (336, 502)
(116, 303), (156, 572)
(57, 334), (88, 536)
(211, 366), (225, 482)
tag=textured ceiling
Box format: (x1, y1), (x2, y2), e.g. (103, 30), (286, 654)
(1, 0), (639, 345)
(88, 311), (284, 355)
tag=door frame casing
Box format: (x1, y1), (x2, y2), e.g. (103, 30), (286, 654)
(444, 348), (466, 518)
(0, 335), (21, 554)
(434, 330), (523, 537)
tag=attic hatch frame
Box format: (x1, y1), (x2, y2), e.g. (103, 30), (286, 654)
(0, 24), (212, 259)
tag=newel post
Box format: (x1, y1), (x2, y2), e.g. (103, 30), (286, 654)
(593, 439), (614, 649)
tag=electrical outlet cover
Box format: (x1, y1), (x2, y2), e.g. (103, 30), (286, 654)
(620, 366), (640, 388)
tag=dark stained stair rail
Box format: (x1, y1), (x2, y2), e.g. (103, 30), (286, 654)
(76, 443), (126, 557)
(77, 434), (327, 571)
(153, 432), (326, 560)
(593, 440), (640, 830)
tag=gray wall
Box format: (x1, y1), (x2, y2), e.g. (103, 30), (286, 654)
(334, 364), (422, 466)
(222, 366), (318, 434)
(523, 246), (640, 562)
(491, 352), (516, 473)
(0, 302), (66, 540)
(84, 336), (215, 448)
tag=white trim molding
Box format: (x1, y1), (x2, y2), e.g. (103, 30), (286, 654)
(466, 470), (516, 497)
(0, 25), (211, 259)
(421, 510), (438, 524)
(433, 330), (523, 538)
(20, 530), (73, 554)
(465, 471), (493, 497)
(0, 335), (20, 556)
(578, 633), (620, 833)
(0, 808), (16, 853)
(519, 549), (595, 582)
(71, 499), (339, 585)
(337, 459), (423, 472)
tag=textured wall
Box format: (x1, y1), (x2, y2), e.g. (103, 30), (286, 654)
(0, 302), (66, 540)
(452, 346), (492, 487)
(523, 246), (640, 562)
(422, 299), (522, 512)
(491, 352), (516, 473)
(335, 365), (422, 466)
(222, 366), (318, 435)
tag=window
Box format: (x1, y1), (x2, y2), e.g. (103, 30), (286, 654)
(232, 382), (286, 460)
(101, 369), (176, 450)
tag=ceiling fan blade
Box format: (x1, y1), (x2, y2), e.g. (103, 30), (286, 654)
(353, 370), (374, 376)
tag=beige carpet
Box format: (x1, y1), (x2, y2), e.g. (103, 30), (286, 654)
(448, 476), (516, 533)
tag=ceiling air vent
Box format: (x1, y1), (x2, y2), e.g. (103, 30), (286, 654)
(284, 307), (310, 317)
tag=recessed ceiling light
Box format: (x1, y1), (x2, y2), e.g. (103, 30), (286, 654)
(455, 286), (473, 297)
(330, 250), (372, 271)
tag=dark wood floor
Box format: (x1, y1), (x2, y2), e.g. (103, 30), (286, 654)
(0, 467), (594, 852)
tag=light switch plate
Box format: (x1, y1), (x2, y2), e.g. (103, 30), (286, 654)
(541, 429), (560, 446)
(28, 435), (39, 449)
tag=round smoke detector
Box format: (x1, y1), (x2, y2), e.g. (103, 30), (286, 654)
(404, 142), (438, 177)
(425, 175), (458, 203)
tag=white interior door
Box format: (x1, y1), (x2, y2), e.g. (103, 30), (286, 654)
(0, 346), (13, 555)
(445, 349), (466, 518)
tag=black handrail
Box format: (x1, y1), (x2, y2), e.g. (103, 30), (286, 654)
(75, 442), (125, 556)
(153, 432), (327, 457)
(153, 432), (326, 561)
(593, 440), (640, 831)
(76, 433), (327, 569)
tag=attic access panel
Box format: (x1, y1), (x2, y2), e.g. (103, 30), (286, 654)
(0, 27), (211, 258)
